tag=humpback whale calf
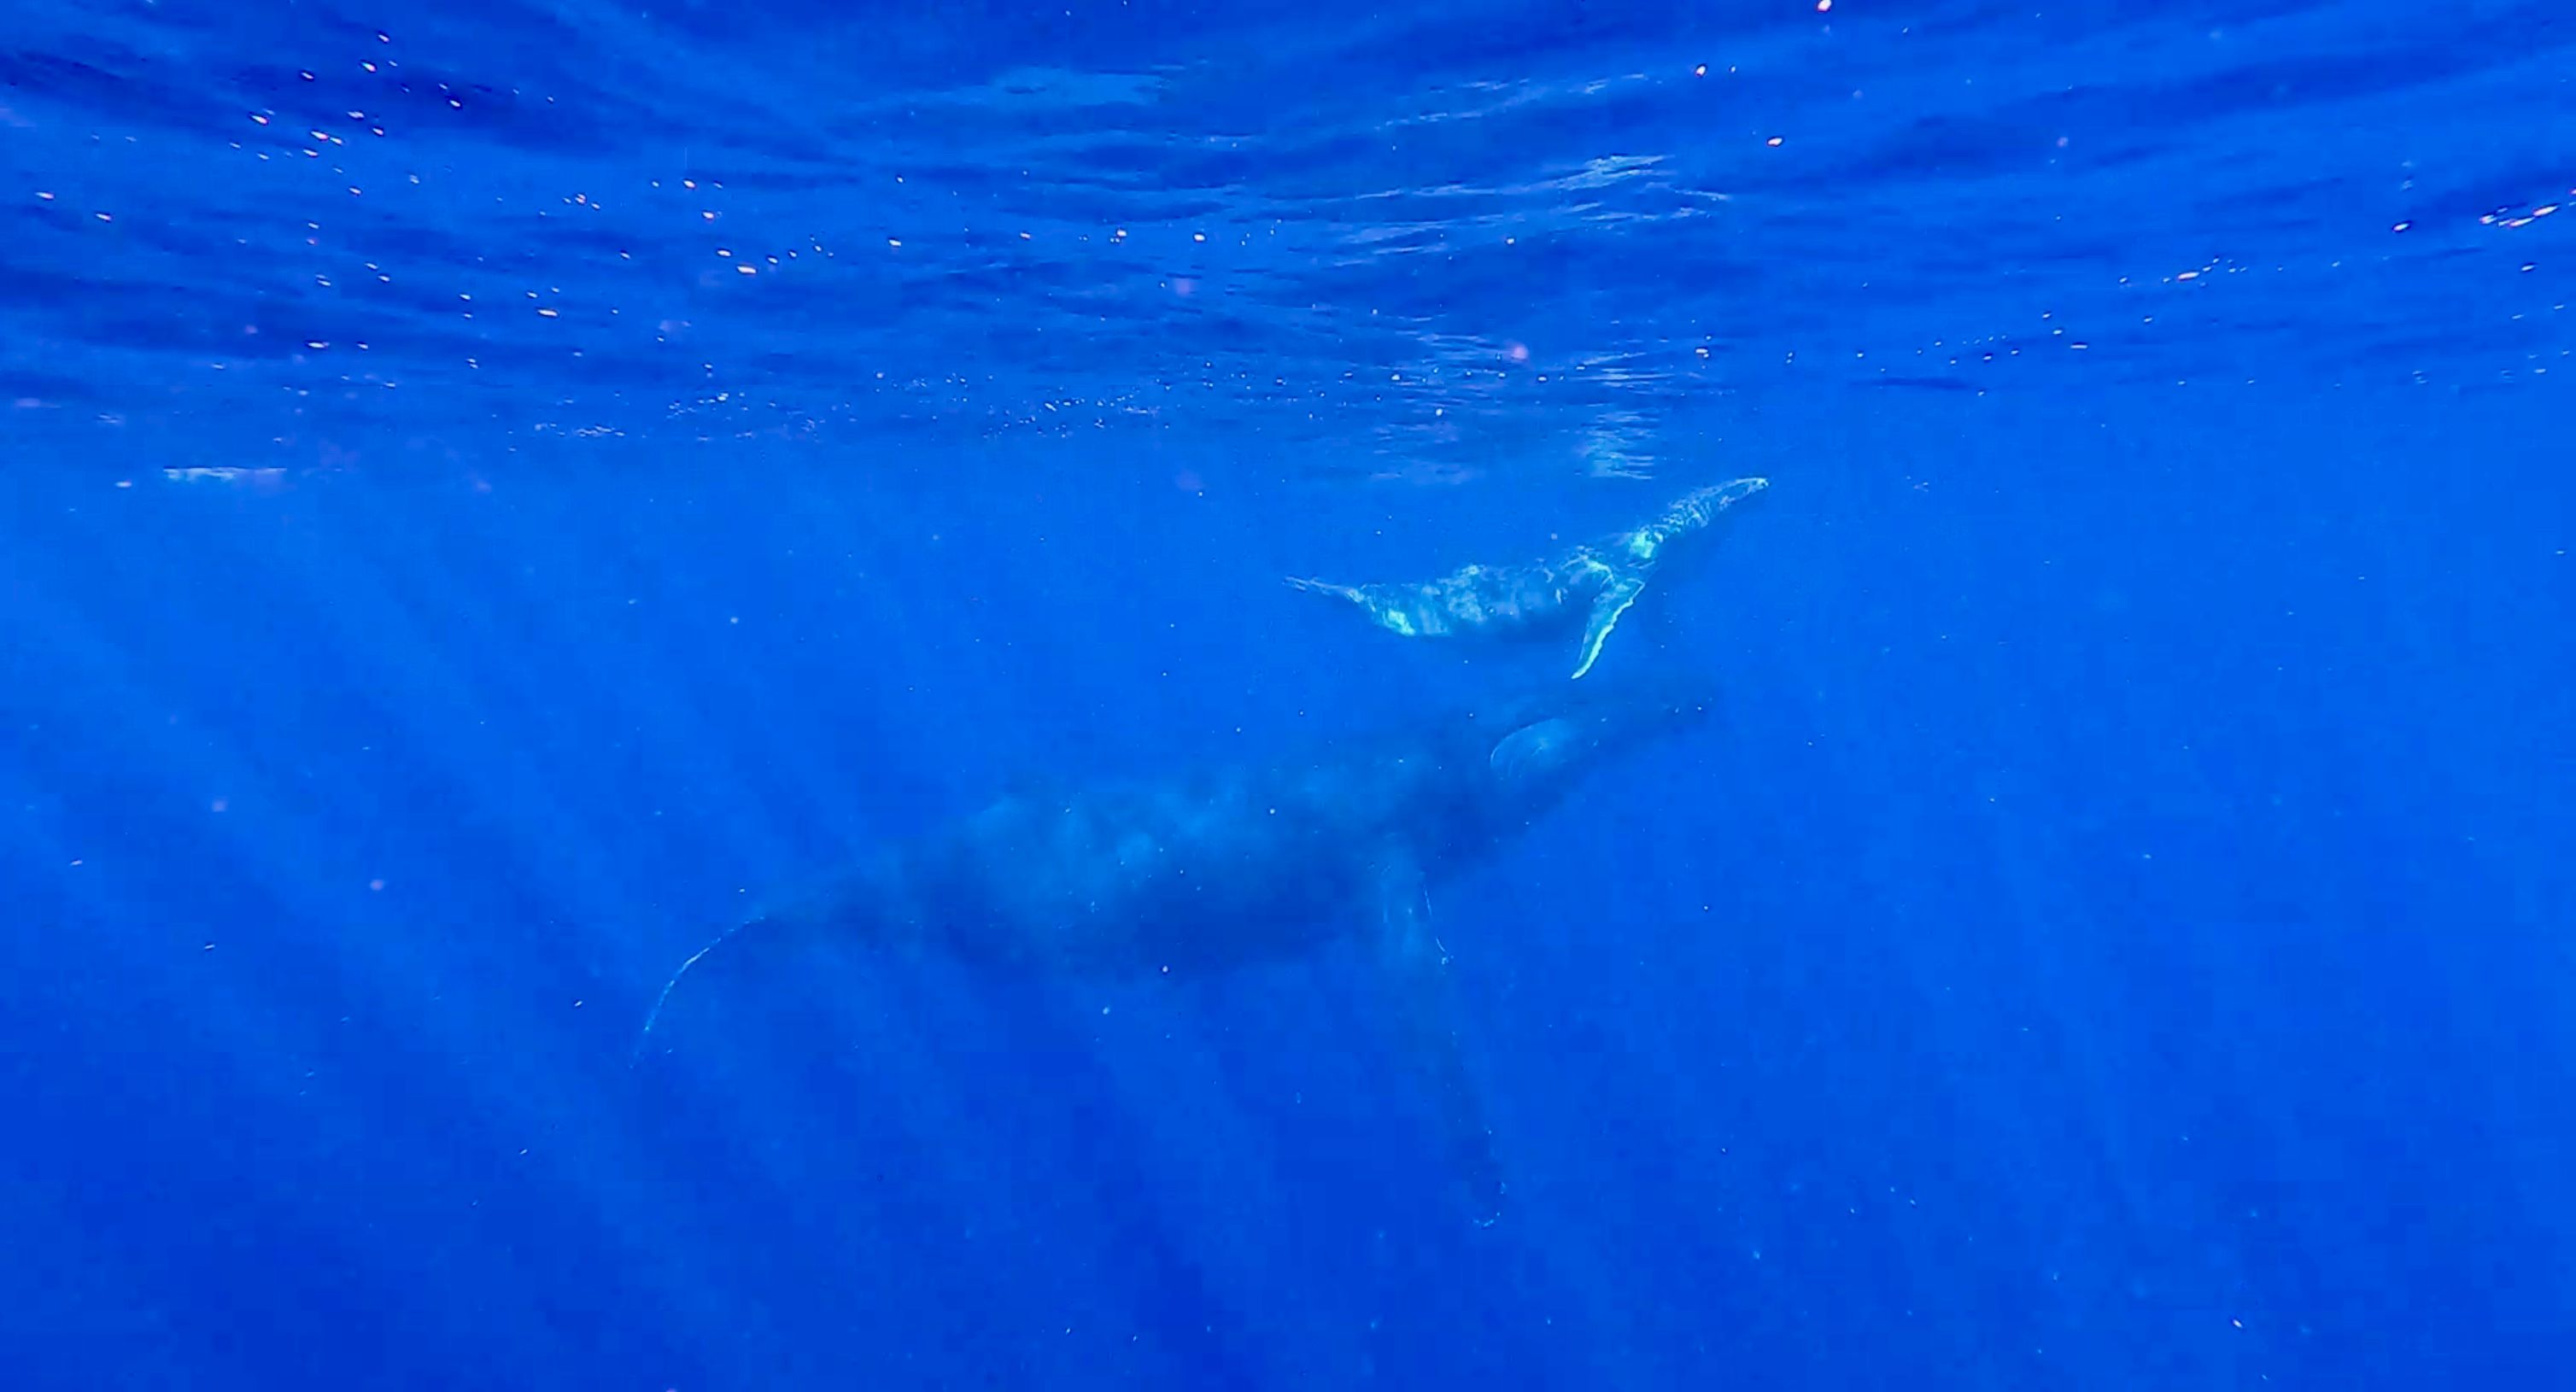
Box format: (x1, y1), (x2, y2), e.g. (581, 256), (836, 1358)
(638, 672), (1715, 1224)
(1287, 477), (1770, 680)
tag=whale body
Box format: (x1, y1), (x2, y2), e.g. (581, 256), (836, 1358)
(1288, 477), (1770, 679)
(639, 673), (1716, 1222)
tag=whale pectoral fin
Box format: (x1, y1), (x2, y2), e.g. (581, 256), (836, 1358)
(1570, 572), (1648, 680)
(1373, 856), (1507, 1226)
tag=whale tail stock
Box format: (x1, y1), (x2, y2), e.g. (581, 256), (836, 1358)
(1283, 574), (1366, 604)
(631, 914), (776, 1065)
(632, 859), (918, 1063)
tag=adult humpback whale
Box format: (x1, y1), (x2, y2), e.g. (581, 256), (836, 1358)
(1287, 477), (1770, 680)
(638, 672), (1715, 1223)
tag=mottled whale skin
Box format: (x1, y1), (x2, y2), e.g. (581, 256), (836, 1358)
(1288, 477), (1770, 679)
(639, 674), (1715, 1223)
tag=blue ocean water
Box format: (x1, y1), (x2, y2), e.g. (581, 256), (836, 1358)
(4, 0), (2572, 1386)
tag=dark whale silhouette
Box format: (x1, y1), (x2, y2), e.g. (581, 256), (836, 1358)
(638, 672), (1715, 1223)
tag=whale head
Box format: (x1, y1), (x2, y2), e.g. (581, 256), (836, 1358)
(1619, 475), (1771, 564)
(1480, 673), (1716, 804)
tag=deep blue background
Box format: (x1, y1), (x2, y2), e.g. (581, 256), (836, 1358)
(5, 2), (2573, 1387)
